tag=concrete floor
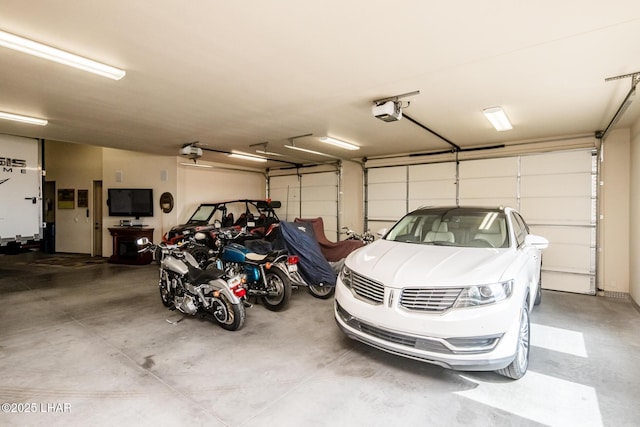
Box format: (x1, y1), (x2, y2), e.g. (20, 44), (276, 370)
(1, 252), (639, 427)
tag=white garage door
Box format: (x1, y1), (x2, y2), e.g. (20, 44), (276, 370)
(365, 148), (596, 295)
(269, 171), (339, 240)
(367, 166), (408, 232)
(269, 174), (301, 221)
(520, 150), (596, 294)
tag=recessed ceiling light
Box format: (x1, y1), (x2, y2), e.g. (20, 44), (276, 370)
(0, 111), (48, 126)
(0, 29), (126, 80)
(482, 107), (512, 131)
(320, 136), (360, 150)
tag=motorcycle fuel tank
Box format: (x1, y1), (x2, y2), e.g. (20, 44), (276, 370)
(222, 243), (248, 263)
(162, 256), (189, 275)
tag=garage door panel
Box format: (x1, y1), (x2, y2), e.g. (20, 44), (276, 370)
(368, 166), (406, 183)
(459, 177), (518, 199)
(409, 163), (455, 180)
(543, 243), (592, 274)
(530, 225), (593, 245)
(301, 185), (336, 201)
(299, 172), (338, 239)
(521, 150), (594, 174)
(521, 173), (593, 198)
(521, 197), (593, 225)
(408, 197), (457, 211)
(303, 172), (336, 186)
(368, 182), (406, 200)
(408, 162), (456, 209)
(368, 201), (406, 221)
(460, 197), (518, 208)
(409, 180), (456, 200)
(270, 175), (300, 221)
(301, 200), (336, 217)
(459, 157), (518, 178)
(542, 271), (593, 294)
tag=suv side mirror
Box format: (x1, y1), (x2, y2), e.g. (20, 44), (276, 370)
(525, 234), (549, 249)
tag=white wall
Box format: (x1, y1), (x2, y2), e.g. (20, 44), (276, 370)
(102, 148), (179, 255)
(341, 161), (364, 234)
(599, 129), (630, 295)
(176, 161), (266, 224)
(630, 117), (640, 306)
(45, 141), (103, 254)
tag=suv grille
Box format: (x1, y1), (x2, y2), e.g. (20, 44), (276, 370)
(400, 288), (462, 312)
(351, 272), (385, 304)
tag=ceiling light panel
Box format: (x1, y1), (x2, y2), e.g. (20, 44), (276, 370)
(228, 151), (267, 162)
(0, 29), (126, 80)
(0, 111), (48, 126)
(482, 107), (512, 131)
(320, 136), (360, 150)
(284, 145), (338, 158)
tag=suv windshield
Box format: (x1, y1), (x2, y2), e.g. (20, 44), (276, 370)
(385, 207), (509, 248)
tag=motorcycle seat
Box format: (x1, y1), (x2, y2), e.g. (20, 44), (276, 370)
(188, 265), (226, 283)
(246, 252), (267, 262)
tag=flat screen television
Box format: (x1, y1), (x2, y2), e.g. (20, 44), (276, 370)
(107, 188), (154, 218)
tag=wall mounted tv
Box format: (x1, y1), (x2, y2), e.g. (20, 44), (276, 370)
(107, 188), (154, 218)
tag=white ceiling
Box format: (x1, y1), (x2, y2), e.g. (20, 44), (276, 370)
(1, 1), (639, 169)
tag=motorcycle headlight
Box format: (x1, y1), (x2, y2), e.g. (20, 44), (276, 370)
(339, 265), (353, 288)
(454, 280), (513, 308)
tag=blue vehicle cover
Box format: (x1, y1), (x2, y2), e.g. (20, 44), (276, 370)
(274, 221), (337, 287)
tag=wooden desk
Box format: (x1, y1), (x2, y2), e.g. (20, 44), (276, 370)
(108, 227), (154, 265)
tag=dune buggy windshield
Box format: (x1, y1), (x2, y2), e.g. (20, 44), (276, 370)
(384, 207), (510, 248)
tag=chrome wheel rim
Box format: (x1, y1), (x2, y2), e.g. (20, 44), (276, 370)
(515, 307), (530, 371)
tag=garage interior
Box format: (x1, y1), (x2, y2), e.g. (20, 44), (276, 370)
(1, 2), (640, 426)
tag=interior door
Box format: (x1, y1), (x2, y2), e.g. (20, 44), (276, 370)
(93, 180), (102, 256)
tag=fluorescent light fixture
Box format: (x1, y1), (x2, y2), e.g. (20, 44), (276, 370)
(320, 136), (360, 150)
(0, 111), (48, 126)
(228, 151), (267, 162)
(284, 144), (339, 158)
(482, 107), (512, 131)
(180, 162), (213, 168)
(256, 149), (283, 157)
(0, 29), (126, 80)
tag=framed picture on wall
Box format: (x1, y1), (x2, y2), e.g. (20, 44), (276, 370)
(58, 188), (75, 209)
(77, 189), (88, 208)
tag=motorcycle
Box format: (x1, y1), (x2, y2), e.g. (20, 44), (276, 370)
(207, 226), (294, 311)
(137, 237), (247, 331)
(341, 226), (376, 244)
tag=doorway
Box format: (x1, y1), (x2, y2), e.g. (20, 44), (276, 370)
(43, 181), (56, 253)
(93, 180), (103, 256)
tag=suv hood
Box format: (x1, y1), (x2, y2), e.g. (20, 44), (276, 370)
(347, 239), (514, 287)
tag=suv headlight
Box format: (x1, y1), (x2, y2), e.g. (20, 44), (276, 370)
(454, 280), (513, 308)
(339, 265), (353, 288)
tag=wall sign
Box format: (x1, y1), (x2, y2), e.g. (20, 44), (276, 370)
(58, 188), (75, 209)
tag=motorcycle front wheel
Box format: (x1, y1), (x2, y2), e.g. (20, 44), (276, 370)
(261, 268), (292, 311)
(210, 293), (246, 331)
(159, 276), (175, 308)
(307, 283), (335, 299)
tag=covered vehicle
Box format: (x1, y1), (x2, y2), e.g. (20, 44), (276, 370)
(272, 221), (337, 298)
(164, 199), (281, 246)
(334, 206), (548, 379)
(294, 217), (366, 262)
